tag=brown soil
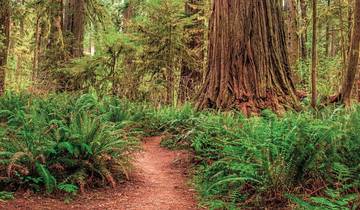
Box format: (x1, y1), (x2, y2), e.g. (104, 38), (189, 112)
(0, 136), (202, 210)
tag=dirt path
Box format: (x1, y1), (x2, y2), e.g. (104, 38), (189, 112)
(0, 137), (201, 210)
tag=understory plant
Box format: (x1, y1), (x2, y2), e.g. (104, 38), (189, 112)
(145, 105), (360, 209)
(0, 92), (141, 195)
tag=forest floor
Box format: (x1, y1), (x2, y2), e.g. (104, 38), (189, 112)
(0, 136), (201, 210)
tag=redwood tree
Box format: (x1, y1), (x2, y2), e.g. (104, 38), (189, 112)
(0, 0), (10, 95)
(197, 0), (300, 114)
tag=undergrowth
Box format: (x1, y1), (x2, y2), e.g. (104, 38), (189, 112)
(1, 92), (359, 209)
(0, 92), (143, 196)
(145, 105), (360, 209)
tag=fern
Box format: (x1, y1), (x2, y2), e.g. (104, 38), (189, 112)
(35, 162), (56, 193)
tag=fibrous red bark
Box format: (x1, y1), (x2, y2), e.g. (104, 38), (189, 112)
(197, 0), (300, 114)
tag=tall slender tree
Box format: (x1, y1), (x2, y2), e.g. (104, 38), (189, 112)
(197, 0), (300, 114)
(325, 0), (332, 56)
(311, 0), (318, 108)
(0, 0), (11, 95)
(300, 0), (308, 59)
(179, 0), (204, 103)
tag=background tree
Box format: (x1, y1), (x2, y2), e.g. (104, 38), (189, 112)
(311, 0), (318, 108)
(300, 0), (308, 60)
(64, 0), (86, 58)
(0, 0), (11, 95)
(179, 0), (205, 103)
(335, 0), (360, 106)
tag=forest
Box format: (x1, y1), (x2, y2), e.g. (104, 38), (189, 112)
(0, 0), (360, 209)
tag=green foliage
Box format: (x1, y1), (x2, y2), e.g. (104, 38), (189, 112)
(58, 183), (78, 194)
(0, 92), (140, 195)
(297, 56), (343, 97)
(0, 191), (14, 201)
(143, 105), (360, 209)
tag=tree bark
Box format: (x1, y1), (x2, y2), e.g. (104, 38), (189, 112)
(0, 0), (11, 95)
(325, 0), (331, 56)
(284, 0), (299, 68)
(197, 0), (300, 114)
(46, 0), (65, 63)
(33, 15), (41, 81)
(338, 0), (348, 68)
(64, 0), (85, 58)
(300, 0), (308, 60)
(16, 0), (25, 85)
(39, 0), (66, 90)
(335, 0), (360, 106)
(311, 0), (318, 109)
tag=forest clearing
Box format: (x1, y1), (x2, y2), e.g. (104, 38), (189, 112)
(0, 0), (360, 209)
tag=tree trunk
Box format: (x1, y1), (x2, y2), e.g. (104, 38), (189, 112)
(65, 0), (85, 58)
(330, 30), (337, 56)
(325, 0), (331, 56)
(300, 0), (308, 60)
(311, 0), (318, 109)
(179, 0), (204, 103)
(339, 0), (348, 68)
(33, 15), (41, 81)
(284, 0), (299, 68)
(197, 0), (300, 114)
(46, 0), (65, 61)
(336, 0), (360, 106)
(40, 0), (65, 90)
(16, 0), (25, 86)
(166, 14), (174, 105)
(348, 0), (354, 50)
(0, 0), (10, 95)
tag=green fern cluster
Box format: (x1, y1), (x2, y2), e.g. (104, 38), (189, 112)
(145, 105), (360, 209)
(0, 91), (140, 195)
(146, 103), (198, 149)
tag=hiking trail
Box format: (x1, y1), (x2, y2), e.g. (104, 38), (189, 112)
(1, 136), (201, 210)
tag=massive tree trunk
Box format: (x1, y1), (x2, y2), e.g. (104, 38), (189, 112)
(335, 0), (360, 106)
(179, 0), (204, 103)
(0, 0), (10, 95)
(197, 0), (300, 114)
